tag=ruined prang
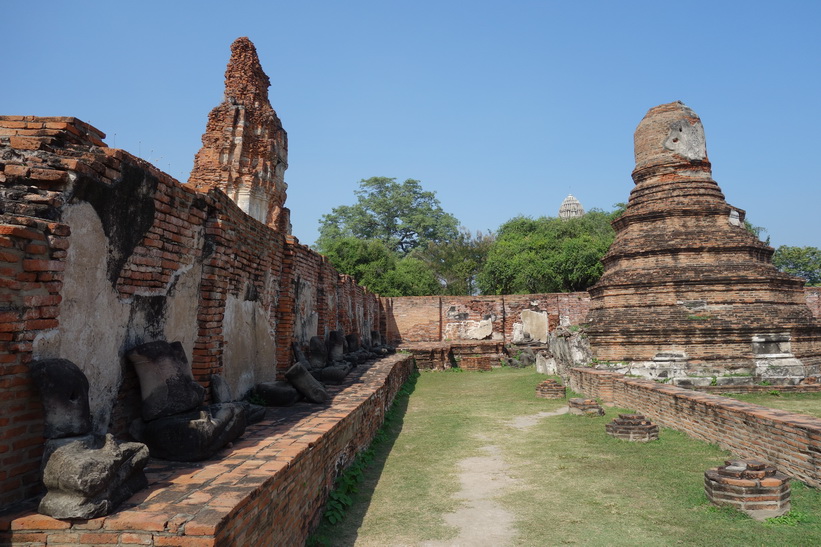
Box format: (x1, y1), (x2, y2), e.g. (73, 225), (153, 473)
(189, 37), (289, 232)
(586, 101), (821, 384)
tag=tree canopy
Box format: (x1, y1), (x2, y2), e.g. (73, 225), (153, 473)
(773, 245), (821, 286)
(477, 208), (621, 294)
(319, 237), (441, 297)
(317, 177), (470, 296)
(317, 185), (625, 296)
(316, 177), (459, 256)
(414, 228), (495, 295)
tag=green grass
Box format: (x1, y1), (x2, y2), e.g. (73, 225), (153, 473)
(311, 367), (821, 546)
(722, 391), (821, 419)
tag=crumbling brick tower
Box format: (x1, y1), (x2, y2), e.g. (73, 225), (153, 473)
(586, 101), (821, 384)
(189, 37), (290, 232)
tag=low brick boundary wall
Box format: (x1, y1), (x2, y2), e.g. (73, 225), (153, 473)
(569, 368), (821, 487)
(0, 355), (414, 546)
(399, 341), (508, 371)
(692, 384), (821, 395)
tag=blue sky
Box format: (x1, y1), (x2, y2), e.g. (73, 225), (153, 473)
(4, 1), (819, 248)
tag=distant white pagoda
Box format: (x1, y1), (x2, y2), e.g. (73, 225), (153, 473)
(558, 194), (584, 219)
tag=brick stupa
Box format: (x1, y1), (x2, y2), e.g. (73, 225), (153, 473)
(189, 37), (289, 232)
(586, 102), (821, 384)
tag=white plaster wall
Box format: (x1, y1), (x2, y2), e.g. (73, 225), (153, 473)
(325, 288), (337, 335)
(32, 202), (205, 434)
(520, 309), (549, 343)
(294, 278), (318, 345)
(222, 294), (277, 399)
(164, 262), (203, 363)
(444, 319), (494, 340)
(33, 202), (130, 434)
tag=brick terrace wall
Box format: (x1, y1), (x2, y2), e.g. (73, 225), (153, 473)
(807, 287), (821, 319)
(0, 354), (414, 546)
(569, 367), (821, 486)
(383, 296), (441, 344)
(0, 117), (383, 510)
(285, 237), (380, 358)
(502, 293), (590, 340)
(383, 293), (590, 345)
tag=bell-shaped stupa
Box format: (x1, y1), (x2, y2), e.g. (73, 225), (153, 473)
(585, 102), (821, 384)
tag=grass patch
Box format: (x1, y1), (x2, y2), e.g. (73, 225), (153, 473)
(312, 367), (821, 546)
(724, 391), (821, 419)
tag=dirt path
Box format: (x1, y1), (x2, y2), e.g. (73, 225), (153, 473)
(421, 407), (568, 547)
(507, 406), (569, 430)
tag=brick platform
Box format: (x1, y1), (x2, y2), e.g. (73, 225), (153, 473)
(605, 414), (659, 442)
(0, 355), (414, 546)
(401, 343), (453, 370)
(451, 341), (506, 371)
(535, 379), (566, 399)
(568, 398), (605, 416)
(704, 460), (791, 519)
(399, 341), (507, 371)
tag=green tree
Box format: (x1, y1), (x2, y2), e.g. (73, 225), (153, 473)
(773, 245), (821, 285)
(321, 237), (396, 290)
(380, 257), (442, 297)
(317, 177), (459, 256)
(477, 208), (618, 294)
(414, 228), (495, 295)
(321, 237), (441, 296)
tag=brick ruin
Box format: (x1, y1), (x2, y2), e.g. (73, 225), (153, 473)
(605, 413), (659, 442)
(189, 37), (289, 232)
(586, 101), (821, 385)
(704, 459), (791, 519)
(570, 368), (821, 488)
(0, 38), (386, 511)
(3, 37), (821, 540)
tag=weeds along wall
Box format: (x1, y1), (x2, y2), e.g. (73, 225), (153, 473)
(569, 368), (821, 486)
(0, 116), (382, 509)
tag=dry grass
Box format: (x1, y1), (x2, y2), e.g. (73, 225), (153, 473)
(311, 367), (821, 546)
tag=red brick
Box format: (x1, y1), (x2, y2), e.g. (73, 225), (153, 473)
(79, 532), (120, 543)
(42, 531), (81, 543)
(154, 536), (216, 547)
(0, 225), (45, 241)
(120, 532), (153, 545)
(10, 512), (70, 530)
(22, 259), (64, 272)
(28, 168), (68, 183)
(24, 319), (58, 330)
(72, 518), (105, 530)
(103, 512), (168, 532)
(24, 244), (48, 255)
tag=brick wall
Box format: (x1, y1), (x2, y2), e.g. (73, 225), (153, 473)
(807, 287), (821, 319)
(0, 354), (414, 546)
(384, 296), (442, 344)
(383, 293), (591, 345)
(0, 117), (384, 509)
(569, 367), (821, 486)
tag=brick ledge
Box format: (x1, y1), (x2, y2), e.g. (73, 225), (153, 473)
(0, 354), (415, 546)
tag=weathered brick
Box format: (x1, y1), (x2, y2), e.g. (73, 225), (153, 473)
(8, 136), (45, 150)
(0, 225), (46, 241)
(586, 102), (820, 380)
